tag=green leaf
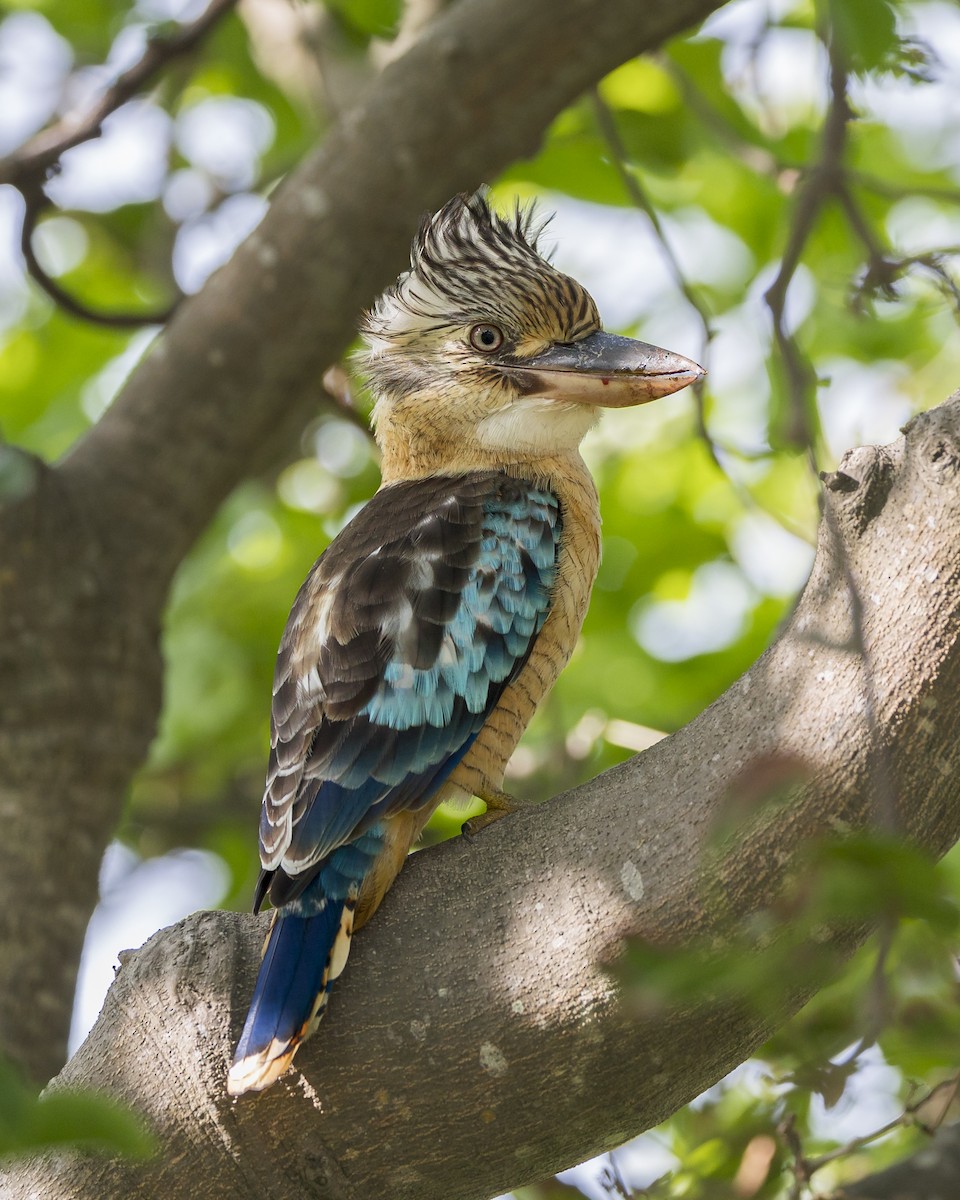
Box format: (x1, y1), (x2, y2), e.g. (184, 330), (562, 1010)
(0, 1060), (153, 1160)
(324, 0), (402, 39)
(808, 833), (960, 931)
(826, 0), (900, 72)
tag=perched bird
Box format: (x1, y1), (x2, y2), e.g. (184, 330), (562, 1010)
(227, 191), (702, 1095)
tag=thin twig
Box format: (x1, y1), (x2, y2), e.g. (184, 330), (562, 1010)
(837, 185), (897, 299)
(3, 0), (238, 327)
(853, 248), (960, 322)
(603, 1151), (634, 1198)
(588, 89), (719, 468)
(19, 186), (180, 327)
(322, 363), (374, 434)
(777, 1112), (811, 1200)
(804, 1072), (960, 1173)
(847, 169), (960, 206)
(0, 0), (239, 188)
(840, 188), (960, 321)
(763, 45), (852, 449)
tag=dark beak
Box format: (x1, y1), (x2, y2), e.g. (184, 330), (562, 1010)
(499, 330), (704, 408)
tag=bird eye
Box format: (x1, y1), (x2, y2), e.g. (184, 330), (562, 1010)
(469, 324), (504, 353)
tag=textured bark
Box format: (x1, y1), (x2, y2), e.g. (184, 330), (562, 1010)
(0, 452), (165, 1081)
(0, 0), (723, 1082)
(3, 396), (959, 1199)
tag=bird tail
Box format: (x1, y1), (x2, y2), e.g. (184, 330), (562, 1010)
(227, 889), (356, 1096)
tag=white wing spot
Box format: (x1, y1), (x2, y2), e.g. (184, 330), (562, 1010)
(295, 665), (324, 705)
(438, 635), (459, 666)
(393, 663), (415, 689)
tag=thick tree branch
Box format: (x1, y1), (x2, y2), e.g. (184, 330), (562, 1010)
(4, 396), (960, 1200)
(0, 0), (723, 1081)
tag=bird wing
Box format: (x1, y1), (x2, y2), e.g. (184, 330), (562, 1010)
(256, 470), (561, 906)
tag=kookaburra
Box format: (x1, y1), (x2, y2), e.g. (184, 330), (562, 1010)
(228, 191), (703, 1095)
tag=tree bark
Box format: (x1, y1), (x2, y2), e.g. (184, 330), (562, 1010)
(3, 396), (959, 1199)
(0, 0), (723, 1082)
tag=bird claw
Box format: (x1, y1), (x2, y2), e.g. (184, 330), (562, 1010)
(461, 789), (528, 838)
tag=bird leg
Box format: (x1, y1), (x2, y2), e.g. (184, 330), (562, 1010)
(461, 787), (529, 836)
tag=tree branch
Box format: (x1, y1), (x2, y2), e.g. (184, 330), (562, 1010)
(763, 40), (852, 449)
(18, 188), (180, 328)
(587, 89), (719, 471)
(0, 0), (239, 188)
(845, 1120), (960, 1198)
(4, 394), (960, 1200)
(1, 0), (238, 326)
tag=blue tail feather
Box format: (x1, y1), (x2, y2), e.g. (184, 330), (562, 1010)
(228, 896), (350, 1095)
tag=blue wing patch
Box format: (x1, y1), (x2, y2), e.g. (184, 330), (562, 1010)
(256, 471), (561, 910)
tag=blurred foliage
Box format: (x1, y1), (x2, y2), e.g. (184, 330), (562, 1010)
(2, 0), (960, 1193)
(622, 831), (960, 1059)
(0, 1058), (153, 1160)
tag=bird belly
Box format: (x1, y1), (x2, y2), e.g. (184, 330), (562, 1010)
(354, 455), (600, 930)
(449, 456), (601, 799)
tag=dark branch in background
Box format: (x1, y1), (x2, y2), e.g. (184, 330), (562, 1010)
(777, 1075), (955, 1195)
(762, 43), (851, 450)
(0, 0), (239, 326)
(588, 89), (719, 469)
(18, 186), (179, 328)
(0, 0), (239, 185)
(761, 37), (908, 1080)
(845, 1113), (960, 1199)
(762, 37), (960, 441)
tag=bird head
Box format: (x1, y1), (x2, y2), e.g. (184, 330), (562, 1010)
(360, 192), (703, 475)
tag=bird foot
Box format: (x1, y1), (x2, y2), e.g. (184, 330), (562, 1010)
(461, 788), (528, 837)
